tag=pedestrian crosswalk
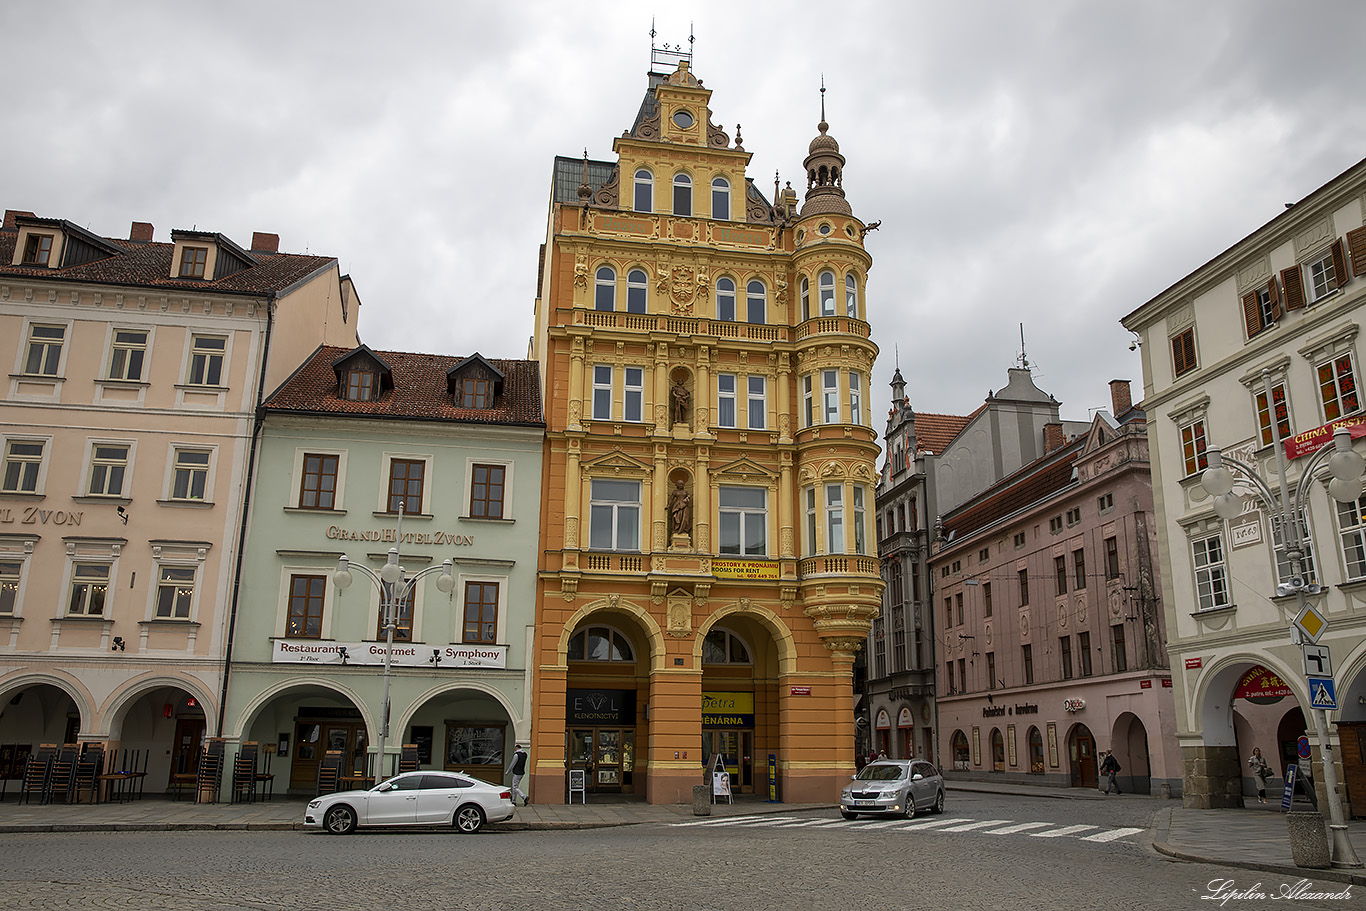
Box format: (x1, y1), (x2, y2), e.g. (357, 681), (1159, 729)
(668, 813), (1146, 844)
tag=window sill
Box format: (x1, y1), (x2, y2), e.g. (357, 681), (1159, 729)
(9, 373), (63, 382)
(157, 499), (215, 508)
(0, 491), (44, 500)
(96, 379), (149, 389)
(1337, 578), (1366, 594)
(138, 619), (201, 627)
(72, 495), (131, 505)
(372, 511), (434, 520)
(461, 516), (513, 523)
(173, 384), (228, 392)
(1190, 604), (1237, 620)
(284, 506), (347, 515)
(53, 615), (112, 623)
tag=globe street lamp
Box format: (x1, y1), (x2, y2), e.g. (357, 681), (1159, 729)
(334, 546), (454, 782)
(1198, 371), (1364, 867)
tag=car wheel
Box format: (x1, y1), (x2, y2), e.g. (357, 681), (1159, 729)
(903, 793), (916, 819)
(324, 804), (358, 835)
(840, 810), (858, 820)
(454, 804), (486, 834)
(933, 790), (945, 814)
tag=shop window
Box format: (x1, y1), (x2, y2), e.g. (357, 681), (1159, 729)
(1028, 727), (1045, 773)
(568, 624), (634, 661)
(703, 627), (752, 664)
(299, 454), (339, 509)
(286, 574), (326, 638)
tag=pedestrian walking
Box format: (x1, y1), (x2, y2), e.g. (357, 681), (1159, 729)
(509, 743), (528, 806)
(1100, 750), (1121, 794)
(1247, 747), (1272, 804)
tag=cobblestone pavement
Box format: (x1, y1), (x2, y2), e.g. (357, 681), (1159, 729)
(0, 793), (1355, 910)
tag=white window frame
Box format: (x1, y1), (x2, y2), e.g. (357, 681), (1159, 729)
(818, 270), (836, 316)
(168, 447), (213, 501)
(20, 322), (67, 377)
(673, 172), (692, 216)
(623, 367), (644, 422)
(592, 365), (613, 420)
(0, 558), (25, 615)
(186, 334), (227, 387)
(716, 277), (736, 322)
(1254, 380), (1292, 448)
(803, 375), (815, 428)
(848, 372), (863, 426)
(846, 273), (858, 317)
(86, 441), (132, 497)
(153, 563), (198, 620)
(1336, 496), (1366, 581)
(800, 276), (810, 321)
(717, 374), (737, 428)
(1, 438), (47, 494)
(633, 169), (653, 213)
(589, 479), (641, 552)
(1192, 533), (1230, 611)
(1179, 417), (1208, 478)
(594, 266), (616, 311)
(718, 486), (767, 556)
(626, 269), (648, 314)
(746, 280), (766, 324)
(822, 370), (840, 424)
(853, 485), (867, 555)
(67, 561), (112, 617)
(747, 376), (766, 430)
(1271, 512), (1317, 587)
(711, 177), (730, 221)
(1305, 250), (1338, 302)
(107, 328), (150, 382)
(805, 487), (818, 555)
(826, 483), (845, 554)
(1316, 352), (1361, 422)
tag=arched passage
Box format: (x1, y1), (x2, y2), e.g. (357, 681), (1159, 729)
(1111, 712), (1151, 795)
(233, 679), (370, 794)
(102, 676), (215, 794)
(564, 609), (653, 797)
(0, 676), (89, 776)
(401, 683), (520, 786)
(1337, 647), (1366, 818)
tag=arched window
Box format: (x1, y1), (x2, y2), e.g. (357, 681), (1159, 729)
(1028, 727), (1045, 773)
(991, 728), (1005, 771)
(673, 173), (692, 216)
(711, 177), (730, 221)
(567, 624), (635, 661)
(846, 273), (858, 317)
(819, 270), (836, 316)
(594, 266), (616, 311)
(633, 169), (653, 213)
(626, 269), (648, 313)
(702, 627), (753, 664)
(745, 280), (766, 324)
(951, 731), (970, 769)
(716, 277), (736, 321)
(800, 276), (810, 321)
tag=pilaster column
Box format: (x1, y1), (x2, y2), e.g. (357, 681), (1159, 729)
(776, 352), (792, 444)
(695, 345), (711, 436)
(653, 443), (669, 553)
(653, 341), (670, 436)
(565, 438), (583, 549)
(694, 446), (711, 554)
(778, 453), (794, 558)
(568, 334), (587, 431)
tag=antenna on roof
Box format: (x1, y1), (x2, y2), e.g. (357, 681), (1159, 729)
(895, 345), (900, 370)
(1017, 323), (1030, 370)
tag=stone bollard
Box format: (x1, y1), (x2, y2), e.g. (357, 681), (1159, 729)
(692, 784), (712, 816)
(1161, 782), (1172, 800)
(1286, 811), (1331, 868)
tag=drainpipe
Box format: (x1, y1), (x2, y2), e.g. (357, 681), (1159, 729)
(215, 296), (275, 736)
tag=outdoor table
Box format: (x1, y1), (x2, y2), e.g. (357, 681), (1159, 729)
(97, 771), (147, 803)
(337, 775), (373, 790)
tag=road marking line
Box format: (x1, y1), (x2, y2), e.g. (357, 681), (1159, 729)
(821, 820), (861, 828)
(936, 819), (1012, 832)
(893, 817), (972, 829)
(1029, 824), (1099, 838)
(771, 819), (833, 827)
(859, 818), (916, 828)
(741, 817), (803, 827)
(669, 815), (767, 827)
(1081, 827), (1145, 842)
(983, 822), (1053, 835)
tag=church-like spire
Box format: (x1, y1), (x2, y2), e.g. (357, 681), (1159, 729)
(800, 80), (851, 217)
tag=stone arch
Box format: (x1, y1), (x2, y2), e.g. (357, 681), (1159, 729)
(101, 672), (218, 740)
(0, 669), (96, 730)
(555, 597), (667, 672)
(228, 675), (375, 742)
(1333, 637), (1366, 724)
(396, 681), (522, 738)
(695, 600), (798, 677)
(1192, 653), (1305, 747)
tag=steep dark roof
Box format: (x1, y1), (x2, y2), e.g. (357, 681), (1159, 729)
(551, 156), (617, 205)
(941, 445), (1081, 542)
(0, 222), (334, 297)
(265, 345), (544, 427)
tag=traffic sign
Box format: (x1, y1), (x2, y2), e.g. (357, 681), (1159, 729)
(1302, 643), (1332, 678)
(1293, 603), (1329, 643)
(1297, 736), (1311, 760)
(1308, 676), (1338, 711)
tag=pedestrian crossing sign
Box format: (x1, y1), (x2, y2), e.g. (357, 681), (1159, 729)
(1308, 677), (1338, 711)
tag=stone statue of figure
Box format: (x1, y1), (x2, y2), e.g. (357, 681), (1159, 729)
(669, 480), (692, 537)
(671, 378), (690, 426)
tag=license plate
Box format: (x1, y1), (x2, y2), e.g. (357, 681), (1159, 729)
(854, 800), (877, 807)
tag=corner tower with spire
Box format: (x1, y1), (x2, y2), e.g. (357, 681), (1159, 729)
(528, 50), (882, 805)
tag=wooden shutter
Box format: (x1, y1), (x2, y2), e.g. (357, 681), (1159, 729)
(1267, 277), (1282, 321)
(1281, 265), (1306, 311)
(1347, 226), (1366, 278)
(1331, 238), (1348, 291)
(1242, 290), (1263, 338)
(1171, 329), (1196, 376)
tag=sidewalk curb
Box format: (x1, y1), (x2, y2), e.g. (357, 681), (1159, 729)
(1150, 808), (1366, 887)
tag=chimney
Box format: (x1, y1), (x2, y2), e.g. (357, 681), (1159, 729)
(129, 222), (154, 242)
(1109, 379), (1132, 418)
(1043, 422), (1065, 453)
(251, 232), (280, 254)
(3, 210), (35, 230)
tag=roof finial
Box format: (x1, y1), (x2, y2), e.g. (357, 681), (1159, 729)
(895, 345), (900, 370)
(650, 17), (656, 42)
(820, 75), (826, 124)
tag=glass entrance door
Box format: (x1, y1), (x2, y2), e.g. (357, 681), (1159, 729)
(568, 727), (636, 793)
(703, 730), (754, 793)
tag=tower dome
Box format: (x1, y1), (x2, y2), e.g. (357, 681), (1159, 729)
(800, 84), (851, 217)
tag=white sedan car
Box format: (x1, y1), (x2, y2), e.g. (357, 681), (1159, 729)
(305, 770), (515, 834)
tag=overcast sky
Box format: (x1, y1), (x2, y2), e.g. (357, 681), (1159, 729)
(8, 1), (1366, 425)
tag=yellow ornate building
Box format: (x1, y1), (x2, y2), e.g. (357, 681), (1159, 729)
(528, 57), (882, 804)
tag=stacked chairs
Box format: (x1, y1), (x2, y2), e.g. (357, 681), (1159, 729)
(230, 741), (258, 804)
(18, 743), (57, 805)
(255, 748), (275, 801)
(169, 748), (197, 801)
(195, 738), (225, 804)
(46, 744), (79, 804)
(398, 744), (420, 775)
(71, 743), (105, 804)
(316, 749), (343, 796)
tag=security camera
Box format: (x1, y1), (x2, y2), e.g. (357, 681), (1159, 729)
(1129, 341), (1137, 352)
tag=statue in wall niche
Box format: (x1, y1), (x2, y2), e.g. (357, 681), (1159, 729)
(669, 480), (693, 537)
(671, 378), (691, 426)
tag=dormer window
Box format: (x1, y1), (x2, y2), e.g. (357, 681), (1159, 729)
(446, 353), (505, 410)
(22, 234), (53, 266)
(460, 377), (490, 409)
(345, 369), (377, 401)
(179, 247), (207, 278)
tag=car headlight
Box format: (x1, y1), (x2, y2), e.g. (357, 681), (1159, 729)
(307, 800), (320, 809)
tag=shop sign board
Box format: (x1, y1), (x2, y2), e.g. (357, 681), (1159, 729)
(712, 558), (779, 580)
(272, 640), (506, 668)
(567, 689), (636, 725)
(1232, 666), (1292, 702)
(1184, 657), (1202, 670)
(702, 692), (754, 728)
(1283, 416), (1366, 460)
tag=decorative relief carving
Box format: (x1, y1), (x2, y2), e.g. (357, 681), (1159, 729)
(593, 167), (620, 207)
(636, 110), (661, 141)
(1293, 214), (1335, 258)
(564, 516), (579, 549)
(1236, 255), (1273, 292)
(706, 117), (729, 149)
(1166, 301), (1195, 333)
(574, 255), (589, 289)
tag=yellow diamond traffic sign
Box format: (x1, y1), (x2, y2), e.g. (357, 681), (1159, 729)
(1293, 603), (1328, 644)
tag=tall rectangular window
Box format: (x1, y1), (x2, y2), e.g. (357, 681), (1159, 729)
(386, 458), (424, 514)
(155, 566), (196, 619)
(623, 367), (643, 422)
(1078, 631), (1092, 677)
(589, 479), (640, 551)
(822, 370), (839, 424)
(987, 652), (997, 690)
(470, 464), (506, 519)
(2, 441), (44, 493)
(286, 574), (326, 638)
(1111, 623), (1128, 673)
(958, 658), (967, 694)
(717, 374), (737, 428)
(825, 484), (844, 553)
(1073, 548), (1087, 590)
(805, 487), (817, 554)
(1272, 515), (1317, 586)
(1059, 636), (1073, 680)
(1105, 537), (1120, 580)
(852, 486), (867, 554)
(592, 365), (613, 420)
(955, 592), (964, 626)
(0, 561), (19, 614)
(1180, 418), (1208, 476)
(848, 372), (863, 426)
(803, 375), (814, 428)
(1192, 533), (1230, 611)
(718, 486), (766, 556)
(378, 583), (415, 642)
(1317, 354), (1361, 421)
(1054, 555), (1068, 596)
(171, 449), (210, 500)
(69, 563), (110, 616)
(88, 444), (130, 497)
(463, 581), (499, 643)
(747, 376), (766, 429)
(1255, 382), (1291, 447)
(1018, 568), (1029, 606)
(1306, 250), (1339, 301)
(1337, 496), (1366, 580)
(23, 325), (64, 376)
(944, 596), (953, 628)
(892, 608), (906, 671)
(914, 629), (923, 668)
(188, 336), (226, 386)
(108, 330), (148, 381)
(983, 582), (992, 617)
(946, 661), (955, 693)
(1171, 327), (1196, 377)
(299, 454), (339, 509)
(1022, 644), (1034, 685)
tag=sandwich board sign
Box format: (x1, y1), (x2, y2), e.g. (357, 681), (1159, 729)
(710, 753), (732, 804)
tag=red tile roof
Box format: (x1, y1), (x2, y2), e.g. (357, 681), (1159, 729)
(0, 224), (335, 297)
(914, 405), (982, 454)
(265, 346), (544, 427)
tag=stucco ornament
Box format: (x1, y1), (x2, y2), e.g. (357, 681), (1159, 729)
(574, 255), (589, 289)
(670, 266), (697, 314)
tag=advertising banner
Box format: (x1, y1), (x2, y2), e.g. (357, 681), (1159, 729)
(712, 558), (779, 580)
(702, 691), (755, 728)
(272, 640), (506, 668)
(1283, 416), (1366, 460)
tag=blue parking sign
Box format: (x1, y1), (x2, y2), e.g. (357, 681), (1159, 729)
(1308, 677), (1337, 711)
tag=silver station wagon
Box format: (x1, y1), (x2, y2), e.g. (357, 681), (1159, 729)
(840, 760), (945, 819)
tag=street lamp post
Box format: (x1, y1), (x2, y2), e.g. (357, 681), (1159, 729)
(333, 542), (454, 783)
(1199, 370), (1364, 868)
